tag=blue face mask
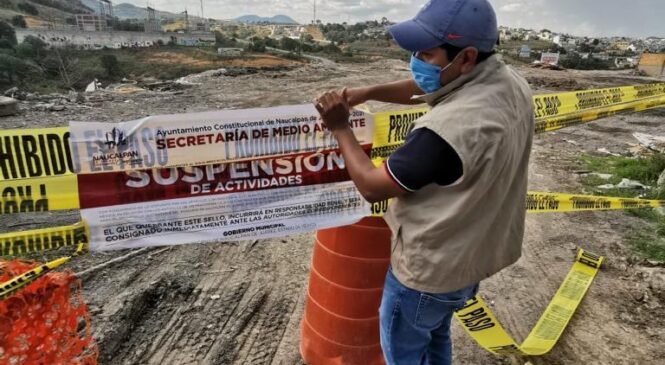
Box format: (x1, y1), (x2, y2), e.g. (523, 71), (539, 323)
(409, 53), (457, 94)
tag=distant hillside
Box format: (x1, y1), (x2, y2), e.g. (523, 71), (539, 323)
(10, 0), (95, 15)
(80, 1), (190, 20)
(235, 15), (298, 25)
(112, 3), (182, 20)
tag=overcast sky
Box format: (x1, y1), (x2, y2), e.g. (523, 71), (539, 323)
(128, 0), (664, 38)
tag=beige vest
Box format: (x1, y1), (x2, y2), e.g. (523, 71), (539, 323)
(384, 55), (534, 293)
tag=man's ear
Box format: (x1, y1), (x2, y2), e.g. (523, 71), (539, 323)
(459, 47), (479, 74)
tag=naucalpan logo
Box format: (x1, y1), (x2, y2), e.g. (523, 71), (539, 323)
(103, 127), (128, 150)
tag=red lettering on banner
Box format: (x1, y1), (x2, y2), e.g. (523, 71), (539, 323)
(156, 130), (258, 151)
(77, 146), (370, 209)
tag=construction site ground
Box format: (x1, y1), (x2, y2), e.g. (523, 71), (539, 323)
(1, 57), (665, 365)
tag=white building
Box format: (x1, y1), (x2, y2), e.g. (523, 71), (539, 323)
(539, 30), (552, 41)
(553, 35), (565, 46)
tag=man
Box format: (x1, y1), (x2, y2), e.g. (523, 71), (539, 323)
(314, 0), (534, 364)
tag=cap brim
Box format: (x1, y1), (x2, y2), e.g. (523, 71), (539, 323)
(388, 19), (442, 53)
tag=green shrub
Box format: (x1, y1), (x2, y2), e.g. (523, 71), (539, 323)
(12, 15), (26, 28)
(17, 2), (38, 15)
(16, 35), (48, 60)
(0, 0), (14, 9)
(100, 54), (121, 77)
(0, 20), (17, 48)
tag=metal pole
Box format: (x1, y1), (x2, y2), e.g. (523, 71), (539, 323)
(200, 0), (206, 30)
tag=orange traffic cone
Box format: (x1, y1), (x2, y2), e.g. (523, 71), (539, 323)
(300, 217), (391, 365)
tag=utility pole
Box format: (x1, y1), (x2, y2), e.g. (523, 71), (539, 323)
(200, 0), (206, 30)
(100, 0), (114, 32)
(313, 0), (316, 24)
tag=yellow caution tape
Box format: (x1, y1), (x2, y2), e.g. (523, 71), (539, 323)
(0, 222), (89, 299)
(369, 83), (665, 160)
(0, 175), (79, 214)
(0, 85), (659, 216)
(0, 84), (660, 184)
(0, 127), (74, 181)
(533, 83), (665, 119)
(535, 94), (665, 134)
(455, 249), (603, 355)
(0, 94), (657, 217)
(371, 192), (665, 217)
(370, 107), (430, 165)
(0, 127), (80, 214)
(0, 84), (660, 182)
(1, 221), (88, 257)
(526, 191), (664, 212)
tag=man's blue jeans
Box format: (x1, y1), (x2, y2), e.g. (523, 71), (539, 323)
(379, 268), (479, 365)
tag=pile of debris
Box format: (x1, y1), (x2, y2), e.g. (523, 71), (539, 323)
(526, 76), (581, 91)
(3, 87), (28, 100)
(530, 62), (564, 71)
(2, 86), (91, 115)
(0, 95), (18, 117)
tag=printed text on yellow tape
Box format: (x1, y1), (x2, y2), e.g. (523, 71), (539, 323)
(371, 192), (665, 217)
(455, 249), (603, 355)
(0, 222), (89, 299)
(0, 175), (79, 214)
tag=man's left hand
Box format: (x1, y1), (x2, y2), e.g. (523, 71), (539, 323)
(314, 89), (350, 131)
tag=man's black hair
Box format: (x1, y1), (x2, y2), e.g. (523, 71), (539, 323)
(440, 43), (496, 63)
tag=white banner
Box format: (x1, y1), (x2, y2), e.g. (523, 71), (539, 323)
(540, 52), (560, 65)
(69, 104), (374, 174)
(77, 149), (371, 250)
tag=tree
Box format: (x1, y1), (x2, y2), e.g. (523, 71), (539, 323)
(560, 53), (611, 70)
(42, 46), (84, 89)
(280, 37), (299, 52)
(100, 54), (121, 77)
(263, 36), (278, 48)
(301, 33), (314, 43)
(550, 43), (567, 55)
(214, 31), (226, 45)
(237, 27), (251, 39)
(0, 0), (14, 9)
(17, 2), (38, 15)
(0, 53), (37, 84)
(214, 31), (237, 47)
(113, 18), (144, 32)
(245, 37), (266, 52)
(12, 15), (27, 28)
(0, 20), (17, 48)
(578, 43), (593, 53)
(16, 35), (48, 60)
(320, 43), (342, 55)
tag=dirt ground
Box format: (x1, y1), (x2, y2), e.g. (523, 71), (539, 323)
(146, 51), (300, 68)
(1, 57), (665, 365)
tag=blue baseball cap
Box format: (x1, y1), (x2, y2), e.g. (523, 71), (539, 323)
(389, 0), (498, 53)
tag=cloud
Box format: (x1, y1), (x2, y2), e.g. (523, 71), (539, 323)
(499, 3), (522, 12)
(119, 0), (664, 37)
